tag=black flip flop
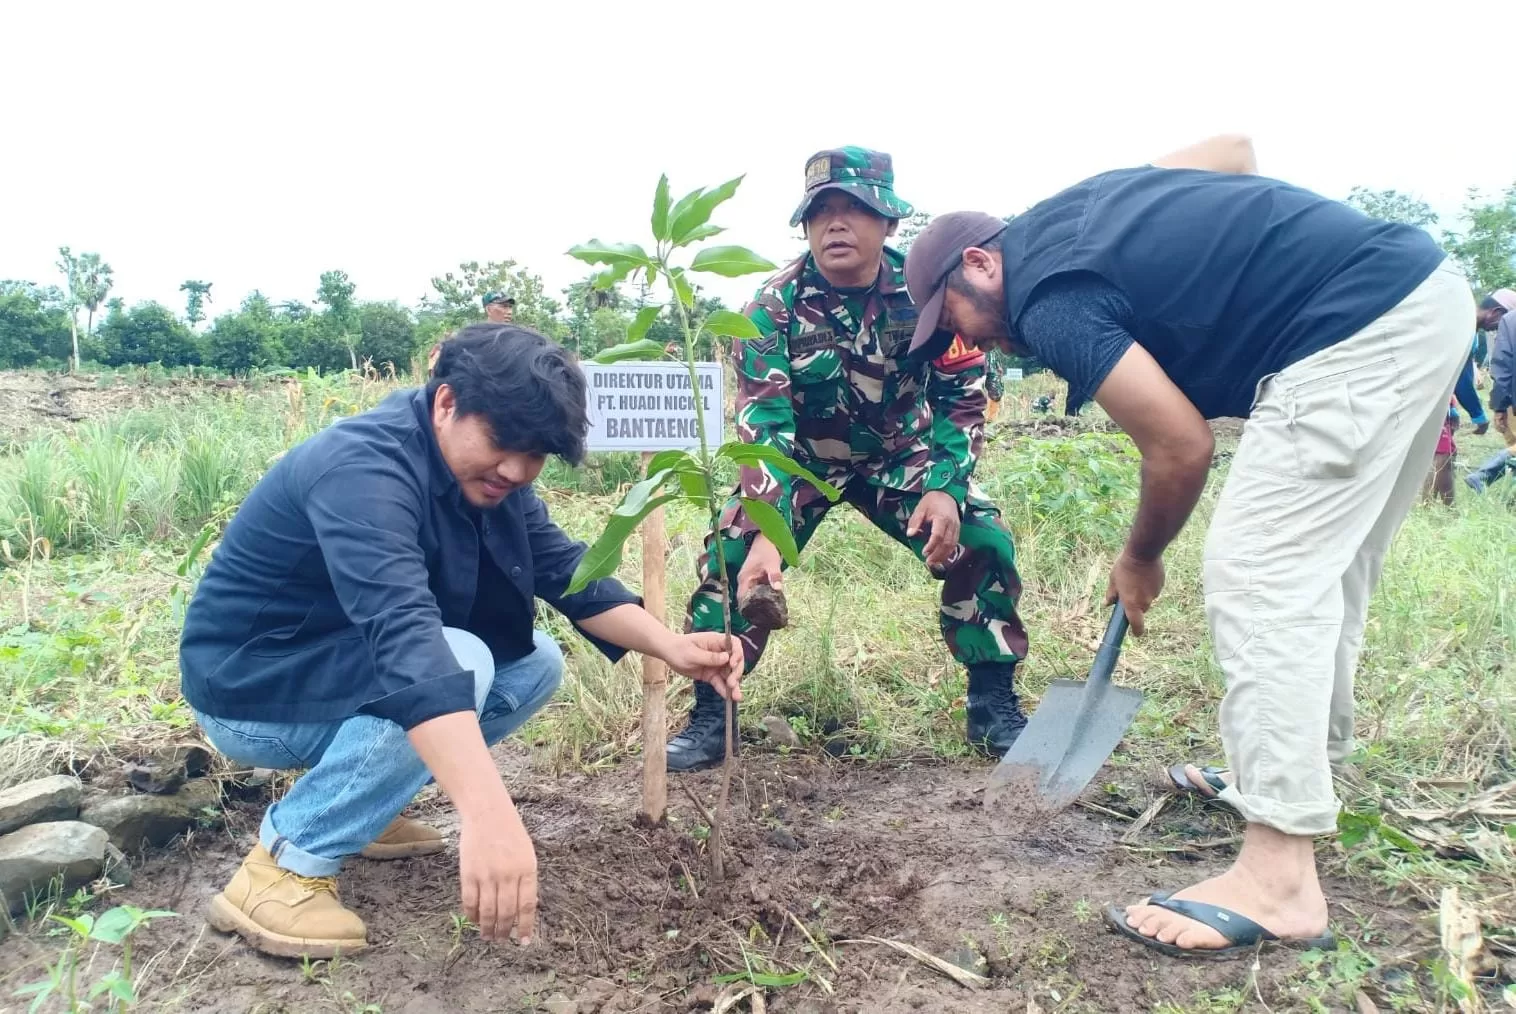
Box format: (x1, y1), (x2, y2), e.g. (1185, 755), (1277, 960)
(1166, 764), (1236, 807)
(1104, 892), (1336, 962)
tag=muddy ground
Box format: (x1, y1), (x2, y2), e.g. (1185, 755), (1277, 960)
(0, 748), (1430, 1013)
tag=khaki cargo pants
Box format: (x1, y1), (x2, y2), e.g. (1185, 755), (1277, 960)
(1209, 260), (1472, 836)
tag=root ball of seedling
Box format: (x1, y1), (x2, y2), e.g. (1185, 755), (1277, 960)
(738, 584), (789, 629)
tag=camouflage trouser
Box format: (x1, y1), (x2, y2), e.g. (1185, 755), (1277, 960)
(685, 479), (1028, 674)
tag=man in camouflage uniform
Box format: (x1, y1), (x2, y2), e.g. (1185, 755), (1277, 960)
(668, 147), (1031, 771)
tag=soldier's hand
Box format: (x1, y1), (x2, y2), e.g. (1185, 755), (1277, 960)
(909, 491), (961, 572)
(737, 535), (784, 603)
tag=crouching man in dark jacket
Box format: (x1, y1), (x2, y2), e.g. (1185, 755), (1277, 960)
(180, 325), (742, 959)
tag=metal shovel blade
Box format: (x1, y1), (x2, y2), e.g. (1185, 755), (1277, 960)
(985, 604), (1141, 813)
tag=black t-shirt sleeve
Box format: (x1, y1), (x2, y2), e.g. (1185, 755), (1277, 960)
(1016, 273), (1137, 414)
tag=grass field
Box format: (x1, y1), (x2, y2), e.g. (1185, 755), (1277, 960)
(1, 368), (1514, 1012)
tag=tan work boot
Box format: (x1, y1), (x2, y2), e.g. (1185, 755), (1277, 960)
(360, 816), (446, 860)
(206, 844), (367, 958)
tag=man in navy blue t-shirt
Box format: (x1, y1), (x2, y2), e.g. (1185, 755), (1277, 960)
(904, 136), (1472, 959)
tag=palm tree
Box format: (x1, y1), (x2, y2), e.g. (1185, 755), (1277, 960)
(56, 246), (81, 371)
(77, 253), (114, 338)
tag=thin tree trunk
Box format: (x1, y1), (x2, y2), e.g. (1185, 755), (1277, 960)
(69, 316), (80, 372)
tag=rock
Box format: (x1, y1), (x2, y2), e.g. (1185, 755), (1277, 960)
(760, 715), (801, 749)
(224, 767), (275, 801)
(542, 994), (578, 1014)
(125, 761), (186, 796)
(101, 843), (132, 888)
(576, 979), (618, 1007)
(79, 778), (222, 853)
(0, 821), (107, 914)
(124, 744), (213, 795)
(0, 775), (82, 836)
(946, 944), (988, 975)
(685, 984), (719, 1009)
(765, 826), (801, 852)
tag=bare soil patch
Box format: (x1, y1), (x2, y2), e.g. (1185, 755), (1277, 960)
(0, 371), (242, 442)
(0, 750), (1431, 1013)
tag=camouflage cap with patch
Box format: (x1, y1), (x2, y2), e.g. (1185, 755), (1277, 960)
(789, 146), (914, 228)
(481, 291), (516, 307)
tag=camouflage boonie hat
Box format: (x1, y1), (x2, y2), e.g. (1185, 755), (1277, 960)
(481, 291), (516, 307)
(789, 146), (914, 228)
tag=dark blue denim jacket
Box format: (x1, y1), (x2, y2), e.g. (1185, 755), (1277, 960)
(180, 388), (637, 729)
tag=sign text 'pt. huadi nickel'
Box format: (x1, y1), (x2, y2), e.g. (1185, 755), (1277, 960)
(581, 361), (724, 452)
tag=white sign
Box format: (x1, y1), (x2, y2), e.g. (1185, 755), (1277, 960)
(1005, 368), (1024, 382)
(582, 361), (724, 452)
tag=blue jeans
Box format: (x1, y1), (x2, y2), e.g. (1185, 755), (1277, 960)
(192, 628), (562, 877)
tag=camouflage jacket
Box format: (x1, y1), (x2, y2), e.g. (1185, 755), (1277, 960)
(732, 247), (987, 527)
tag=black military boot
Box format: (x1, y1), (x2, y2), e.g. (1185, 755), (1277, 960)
(666, 681), (735, 772)
(965, 663), (1028, 757)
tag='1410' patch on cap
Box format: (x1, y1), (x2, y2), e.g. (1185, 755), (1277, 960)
(804, 156), (832, 190)
(934, 335), (985, 373)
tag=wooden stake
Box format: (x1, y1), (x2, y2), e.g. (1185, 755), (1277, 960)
(640, 451), (669, 824)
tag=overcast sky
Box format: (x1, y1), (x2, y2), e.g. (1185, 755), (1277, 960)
(3, 0), (1513, 318)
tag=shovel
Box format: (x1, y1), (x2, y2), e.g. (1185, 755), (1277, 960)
(985, 602), (1139, 812)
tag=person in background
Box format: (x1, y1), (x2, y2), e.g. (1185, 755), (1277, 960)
(1426, 400), (1464, 506)
(426, 293), (518, 373)
(483, 291), (516, 324)
(1466, 290), (1516, 492)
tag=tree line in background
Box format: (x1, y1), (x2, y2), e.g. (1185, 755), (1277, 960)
(2, 181), (1513, 376)
(0, 256), (733, 376)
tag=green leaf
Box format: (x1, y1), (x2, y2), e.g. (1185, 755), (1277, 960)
(565, 491), (682, 594)
(109, 977), (136, 1003)
(740, 497), (798, 566)
(703, 309), (760, 340)
(622, 467), (677, 515)
(590, 260), (639, 291)
(713, 969), (809, 988)
(689, 245), (778, 278)
(651, 174), (672, 242)
(90, 906), (136, 943)
(593, 338), (665, 364)
(678, 224), (725, 246)
(646, 449), (698, 477)
(628, 305), (662, 343)
(665, 185), (707, 241)
(645, 265), (658, 291)
(720, 442), (841, 501)
(177, 524), (215, 577)
(670, 268), (694, 309)
(1337, 809), (1377, 849)
(50, 913), (93, 938)
(677, 470), (714, 506)
(1376, 821), (1424, 855)
(671, 176), (744, 246)
(566, 240), (653, 273)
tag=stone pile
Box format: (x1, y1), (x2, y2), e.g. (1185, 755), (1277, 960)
(0, 745), (226, 920)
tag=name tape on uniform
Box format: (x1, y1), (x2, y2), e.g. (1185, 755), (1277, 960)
(582, 361), (724, 452)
